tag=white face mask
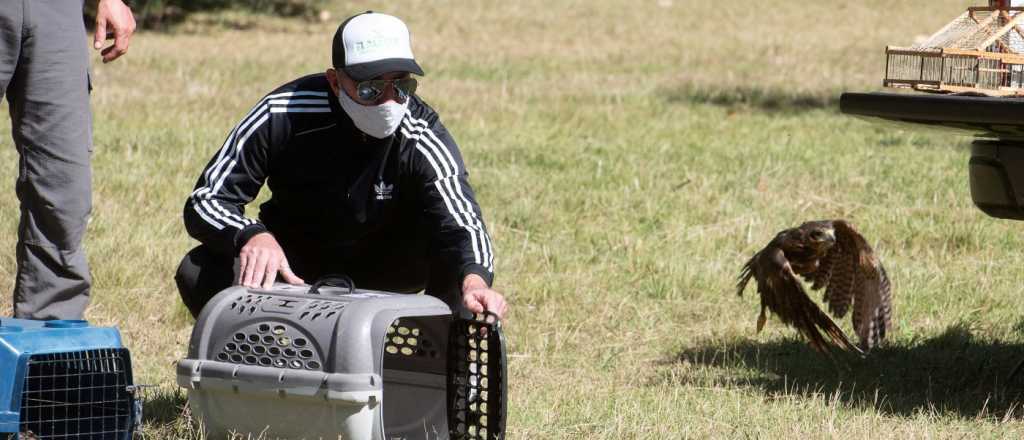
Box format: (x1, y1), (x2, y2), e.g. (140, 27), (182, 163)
(336, 89), (409, 139)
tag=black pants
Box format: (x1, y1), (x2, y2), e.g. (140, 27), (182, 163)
(174, 233), (462, 319)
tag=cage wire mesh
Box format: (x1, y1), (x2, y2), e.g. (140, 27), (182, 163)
(14, 349), (135, 440)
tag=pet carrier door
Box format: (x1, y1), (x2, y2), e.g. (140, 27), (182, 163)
(0, 319), (140, 440)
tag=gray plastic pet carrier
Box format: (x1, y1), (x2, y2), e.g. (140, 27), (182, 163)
(177, 277), (506, 440)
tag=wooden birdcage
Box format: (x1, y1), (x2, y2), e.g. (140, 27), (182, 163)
(884, 1), (1024, 96)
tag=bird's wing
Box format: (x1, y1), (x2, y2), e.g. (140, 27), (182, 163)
(834, 220), (893, 350)
(806, 246), (835, 291)
(879, 266), (893, 339)
(737, 253), (757, 297)
(744, 246), (861, 355)
(738, 252), (771, 332)
(822, 222), (860, 318)
(851, 264), (893, 350)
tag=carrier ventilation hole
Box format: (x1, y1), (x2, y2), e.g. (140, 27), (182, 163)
(218, 323), (323, 369)
(384, 322), (436, 358)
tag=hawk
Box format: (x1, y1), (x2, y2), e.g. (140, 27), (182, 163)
(736, 220), (892, 354)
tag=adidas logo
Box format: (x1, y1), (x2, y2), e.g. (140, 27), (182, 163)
(374, 181), (393, 200)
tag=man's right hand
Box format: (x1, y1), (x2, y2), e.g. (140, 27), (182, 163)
(238, 232), (305, 289)
(93, 0), (136, 63)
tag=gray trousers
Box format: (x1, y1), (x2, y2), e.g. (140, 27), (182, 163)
(1, 0), (93, 319)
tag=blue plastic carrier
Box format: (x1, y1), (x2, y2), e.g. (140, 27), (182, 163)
(0, 318), (140, 439)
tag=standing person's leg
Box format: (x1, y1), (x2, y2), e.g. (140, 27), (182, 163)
(0, 2), (22, 98)
(7, 0), (94, 319)
(0, 0), (25, 316)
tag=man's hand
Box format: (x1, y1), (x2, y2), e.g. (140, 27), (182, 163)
(94, 0), (136, 63)
(238, 232), (305, 289)
(461, 274), (509, 320)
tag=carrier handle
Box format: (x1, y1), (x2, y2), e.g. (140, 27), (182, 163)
(307, 275), (356, 295)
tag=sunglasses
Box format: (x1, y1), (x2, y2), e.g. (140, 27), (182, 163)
(356, 77), (418, 103)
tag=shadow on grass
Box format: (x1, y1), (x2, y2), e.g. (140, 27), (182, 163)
(662, 84), (840, 113)
(141, 386), (189, 425)
(661, 323), (1024, 419)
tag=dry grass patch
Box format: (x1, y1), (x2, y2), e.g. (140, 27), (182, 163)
(6, 0), (1024, 438)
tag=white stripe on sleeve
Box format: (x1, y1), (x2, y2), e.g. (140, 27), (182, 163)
(190, 90), (331, 232)
(402, 117), (493, 271)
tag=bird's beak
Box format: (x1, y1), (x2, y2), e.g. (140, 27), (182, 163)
(824, 228), (836, 244)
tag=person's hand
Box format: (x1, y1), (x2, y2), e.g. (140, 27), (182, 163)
(94, 0), (136, 63)
(238, 232), (305, 289)
(461, 274), (509, 320)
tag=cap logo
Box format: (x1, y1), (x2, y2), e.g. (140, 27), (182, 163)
(351, 32), (402, 57)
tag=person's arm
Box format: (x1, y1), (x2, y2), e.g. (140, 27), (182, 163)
(405, 114), (508, 319)
(183, 97), (303, 289)
(93, 0), (136, 63)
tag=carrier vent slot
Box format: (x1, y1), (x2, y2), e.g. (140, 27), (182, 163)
(230, 294), (272, 315)
(298, 301), (346, 321)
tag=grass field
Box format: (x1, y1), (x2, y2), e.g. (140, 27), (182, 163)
(6, 0), (1024, 438)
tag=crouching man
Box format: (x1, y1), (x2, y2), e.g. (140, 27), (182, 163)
(175, 11), (508, 320)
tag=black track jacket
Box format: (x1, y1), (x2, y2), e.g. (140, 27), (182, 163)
(183, 74), (494, 286)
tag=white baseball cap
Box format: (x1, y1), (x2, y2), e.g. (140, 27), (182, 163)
(332, 11), (424, 81)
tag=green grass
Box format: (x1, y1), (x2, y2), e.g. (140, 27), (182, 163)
(7, 0), (1024, 438)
